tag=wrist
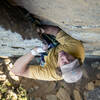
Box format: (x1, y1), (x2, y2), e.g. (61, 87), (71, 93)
(31, 49), (37, 56)
(31, 47), (46, 56)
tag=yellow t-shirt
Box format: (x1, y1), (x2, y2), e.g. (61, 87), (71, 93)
(28, 30), (85, 81)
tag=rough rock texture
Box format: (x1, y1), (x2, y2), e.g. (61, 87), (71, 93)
(13, 0), (100, 56)
(85, 82), (94, 91)
(0, 1), (100, 99)
(56, 88), (71, 100)
(86, 87), (100, 100)
(46, 95), (57, 100)
(0, 0), (100, 57)
(0, 54), (100, 100)
(0, 0), (43, 57)
(73, 90), (82, 100)
(0, 26), (44, 57)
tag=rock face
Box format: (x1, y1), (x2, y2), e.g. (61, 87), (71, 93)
(0, 0), (100, 57)
(0, 26), (43, 57)
(73, 90), (82, 100)
(56, 88), (71, 100)
(0, 0), (43, 57)
(86, 87), (100, 100)
(46, 95), (57, 100)
(0, 51), (100, 100)
(0, 1), (100, 100)
(13, 0), (100, 56)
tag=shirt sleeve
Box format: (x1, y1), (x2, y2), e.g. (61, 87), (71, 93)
(27, 65), (62, 81)
(56, 30), (78, 45)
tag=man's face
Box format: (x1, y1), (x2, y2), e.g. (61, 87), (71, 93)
(57, 50), (75, 67)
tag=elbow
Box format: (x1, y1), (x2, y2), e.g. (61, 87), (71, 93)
(13, 61), (19, 68)
(11, 63), (27, 77)
(10, 64), (21, 76)
(10, 67), (19, 76)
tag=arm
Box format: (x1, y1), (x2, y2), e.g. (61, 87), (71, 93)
(11, 52), (35, 76)
(11, 51), (61, 80)
(37, 25), (61, 36)
(11, 47), (45, 77)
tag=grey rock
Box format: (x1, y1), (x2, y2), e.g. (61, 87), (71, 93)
(87, 87), (100, 100)
(1, 0), (100, 56)
(56, 88), (71, 100)
(13, 0), (100, 56)
(46, 95), (57, 100)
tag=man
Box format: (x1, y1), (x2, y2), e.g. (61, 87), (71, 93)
(11, 25), (85, 83)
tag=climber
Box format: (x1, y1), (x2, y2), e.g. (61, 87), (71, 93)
(11, 25), (85, 83)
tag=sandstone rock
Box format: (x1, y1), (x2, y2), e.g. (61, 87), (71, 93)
(28, 88), (35, 93)
(0, 64), (4, 73)
(59, 81), (71, 94)
(8, 90), (17, 100)
(0, 26), (43, 57)
(0, 0), (100, 57)
(35, 97), (41, 100)
(91, 62), (100, 69)
(25, 81), (56, 97)
(82, 67), (89, 79)
(0, 71), (3, 74)
(4, 58), (11, 65)
(94, 80), (100, 87)
(6, 63), (14, 71)
(9, 71), (19, 81)
(28, 86), (39, 93)
(0, 93), (1, 99)
(38, 82), (56, 95)
(46, 94), (57, 100)
(0, 64), (4, 74)
(56, 88), (71, 100)
(73, 90), (82, 100)
(85, 82), (94, 91)
(29, 97), (34, 100)
(0, 75), (6, 81)
(96, 73), (100, 79)
(0, 0), (43, 57)
(83, 91), (88, 100)
(86, 87), (100, 100)
(13, 0), (100, 56)
(34, 86), (39, 90)
(97, 67), (100, 70)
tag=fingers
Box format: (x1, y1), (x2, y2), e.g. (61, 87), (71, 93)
(36, 27), (45, 33)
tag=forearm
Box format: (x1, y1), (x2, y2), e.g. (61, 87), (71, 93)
(38, 25), (61, 36)
(45, 26), (60, 36)
(11, 52), (34, 75)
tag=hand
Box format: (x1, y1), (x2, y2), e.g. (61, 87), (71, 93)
(36, 25), (60, 36)
(31, 46), (46, 56)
